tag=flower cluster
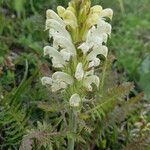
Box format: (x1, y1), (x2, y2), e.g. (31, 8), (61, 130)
(41, 0), (113, 107)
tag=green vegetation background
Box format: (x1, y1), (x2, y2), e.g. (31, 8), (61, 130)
(0, 0), (150, 149)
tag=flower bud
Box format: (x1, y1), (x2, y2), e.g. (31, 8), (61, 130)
(75, 63), (84, 81)
(69, 93), (81, 107)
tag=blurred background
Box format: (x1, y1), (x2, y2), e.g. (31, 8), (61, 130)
(0, 0), (150, 149)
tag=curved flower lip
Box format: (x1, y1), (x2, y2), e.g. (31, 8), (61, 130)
(88, 57), (100, 68)
(60, 49), (71, 61)
(69, 93), (81, 107)
(52, 34), (76, 56)
(83, 75), (100, 91)
(97, 19), (112, 35)
(90, 5), (103, 14)
(101, 8), (113, 20)
(46, 9), (65, 26)
(86, 26), (99, 45)
(87, 45), (108, 61)
(43, 46), (66, 67)
(46, 19), (71, 41)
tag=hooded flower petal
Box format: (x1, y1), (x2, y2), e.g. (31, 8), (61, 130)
(43, 46), (66, 68)
(97, 19), (112, 35)
(86, 26), (103, 48)
(41, 77), (52, 85)
(86, 5), (102, 27)
(75, 63), (84, 81)
(46, 19), (71, 40)
(83, 75), (99, 91)
(69, 93), (81, 107)
(100, 8), (113, 20)
(90, 5), (103, 13)
(87, 46), (108, 68)
(87, 45), (108, 61)
(62, 10), (78, 29)
(57, 6), (66, 18)
(46, 9), (65, 26)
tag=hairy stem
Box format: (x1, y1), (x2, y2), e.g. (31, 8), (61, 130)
(67, 109), (77, 150)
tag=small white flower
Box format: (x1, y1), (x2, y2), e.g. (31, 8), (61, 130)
(75, 63), (84, 81)
(43, 46), (66, 68)
(100, 8), (113, 20)
(69, 93), (81, 107)
(52, 71), (74, 85)
(41, 77), (52, 85)
(51, 81), (67, 92)
(87, 45), (108, 61)
(78, 43), (90, 54)
(42, 72), (74, 92)
(52, 34), (76, 56)
(88, 57), (100, 68)
(83, 75), (99, 91)
(87, 46), (105, 68)
(60, 49), (71, 61)
(52, 72), (73, 92)
(52, 58), (64, 68)
(86, 26), (103, 48)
